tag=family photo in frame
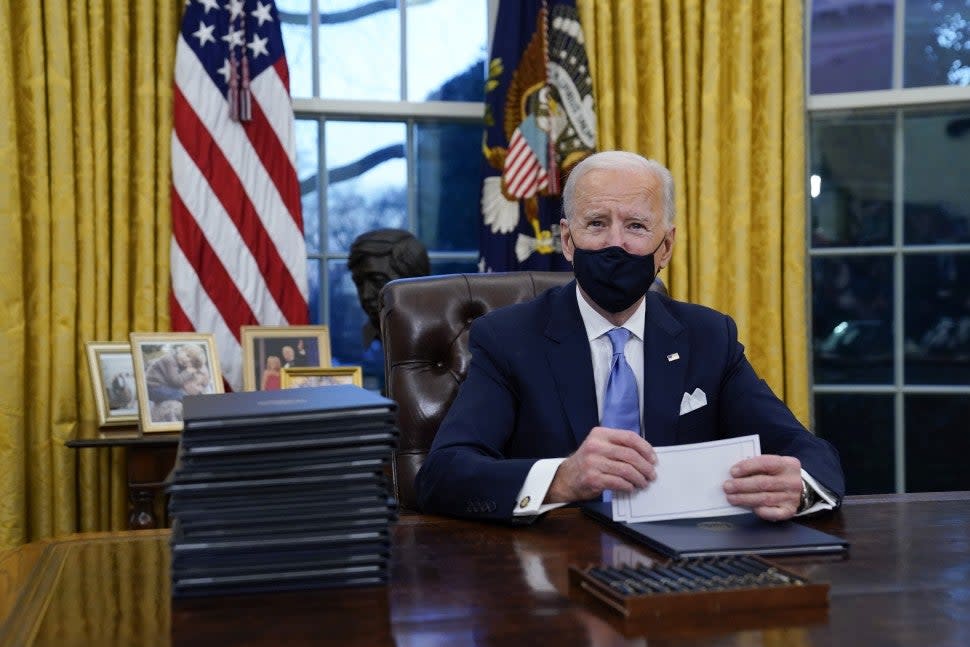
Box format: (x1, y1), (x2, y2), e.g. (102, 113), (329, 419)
(240, 325), (332, 391)
(281, 366), (363, 389)
(85, 341), (139, 427)
(129, 333), (223, 433)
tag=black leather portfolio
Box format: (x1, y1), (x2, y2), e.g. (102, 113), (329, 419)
(581, 501), (849, 558)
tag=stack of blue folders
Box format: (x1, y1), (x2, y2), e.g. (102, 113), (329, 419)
(168, 385), (398, 598)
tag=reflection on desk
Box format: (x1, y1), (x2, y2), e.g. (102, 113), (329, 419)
(0, 493), (968, 646)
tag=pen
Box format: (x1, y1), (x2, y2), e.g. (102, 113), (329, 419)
(616, 566), (668, 593)
(633, 564), (691, 592)
(664, 564), (714, 590)
(734, 555), (798, 585)
(675, 561), (733, 588)
(588, 567), (637, 595)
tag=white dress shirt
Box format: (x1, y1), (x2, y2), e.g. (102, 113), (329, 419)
(513, 286), (834, 517)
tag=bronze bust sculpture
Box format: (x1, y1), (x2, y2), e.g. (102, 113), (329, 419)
(349, 228), (430, 344)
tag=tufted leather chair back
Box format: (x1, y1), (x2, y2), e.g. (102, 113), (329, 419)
(379, 271), (573, 510)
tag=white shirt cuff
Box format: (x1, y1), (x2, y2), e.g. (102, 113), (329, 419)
(513, 458), (568, 516)
(796, 469), (837, 516)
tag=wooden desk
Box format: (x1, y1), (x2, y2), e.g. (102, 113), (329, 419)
(66, 424), (179, 529)
(1, 493), (968, 646)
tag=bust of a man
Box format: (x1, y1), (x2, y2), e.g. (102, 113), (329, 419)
(349, 229), (430, 343)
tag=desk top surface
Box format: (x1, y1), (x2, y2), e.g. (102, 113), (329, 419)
(1, 492), (968, 647)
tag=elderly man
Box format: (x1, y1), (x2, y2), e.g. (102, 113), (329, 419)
(415, 151), (844, 523)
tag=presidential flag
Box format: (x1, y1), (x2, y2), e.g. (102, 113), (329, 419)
(479, 0), (597, 272)
(170, 0), (307, 391)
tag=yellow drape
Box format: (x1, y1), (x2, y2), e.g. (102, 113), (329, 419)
(0, 1), (180, 548)
(577, 0), (810, 424)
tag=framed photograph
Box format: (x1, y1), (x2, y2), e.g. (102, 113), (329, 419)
(281, 366), (362, 389)
(85, 342), (140, 427)
(240, 325), (332, 391)
(129, 333), (223, 433)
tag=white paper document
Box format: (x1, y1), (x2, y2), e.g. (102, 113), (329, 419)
(611, 435), (761, 523)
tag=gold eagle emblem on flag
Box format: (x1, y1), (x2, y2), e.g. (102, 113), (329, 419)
(482, 3), (597, 262)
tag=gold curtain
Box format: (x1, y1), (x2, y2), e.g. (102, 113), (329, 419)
(577, 0), (810, 424)
(0, 0), (181, 548)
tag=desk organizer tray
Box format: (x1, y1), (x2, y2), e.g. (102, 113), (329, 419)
(569, 555), (828, 620)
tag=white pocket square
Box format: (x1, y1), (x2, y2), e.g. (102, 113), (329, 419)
(679, 388), (708, 415)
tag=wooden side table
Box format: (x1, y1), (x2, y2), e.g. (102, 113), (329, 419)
(66, 422), (180, 530)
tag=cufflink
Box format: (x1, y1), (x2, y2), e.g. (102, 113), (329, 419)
(519, 496), (531, 508)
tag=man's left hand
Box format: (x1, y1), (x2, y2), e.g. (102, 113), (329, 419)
(723, 455), (802, 521)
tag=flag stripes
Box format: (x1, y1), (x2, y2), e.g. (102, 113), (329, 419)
(171, 0), (307, 391)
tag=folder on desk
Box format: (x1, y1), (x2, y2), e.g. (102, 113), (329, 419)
(581, 501), (848, 558)
(169, 385), (399, 597)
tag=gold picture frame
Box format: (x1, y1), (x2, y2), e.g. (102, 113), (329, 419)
(129, 332), (223, 433)
(281, 366), (363, 389)
(85, 341), (140, 427)
(240, 325), (332, 391)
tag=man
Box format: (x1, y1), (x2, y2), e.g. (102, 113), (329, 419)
(280, 343), (307, 369)
(415, 151), (844, 523)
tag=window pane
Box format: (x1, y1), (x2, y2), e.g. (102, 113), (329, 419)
(325, 121), (407, 253)
(905, 395), (970, 491)
(415, 121), (481, 252)
(812, 256), (894, 384)
(815, 394), (895, 494)
(429, 258), (478, 276)
(320, 1), (400, 100)
(904, 0), (970, 88)
(295, 119), (321, 253)
(407, 0), (486, 101)
(278, 0), (314, 98)
(327, 260), (384, 391)
(810, 0), (894, 94)
(810, 114), (894, 247)
(905, 253), (970, 384)
(903, 109), (970, 244)
(307, 257), (322, 325)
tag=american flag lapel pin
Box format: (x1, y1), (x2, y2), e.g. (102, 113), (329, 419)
(667, 353), (680, 362)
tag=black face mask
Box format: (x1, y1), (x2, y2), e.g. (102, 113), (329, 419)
(572, 236), (665, 313)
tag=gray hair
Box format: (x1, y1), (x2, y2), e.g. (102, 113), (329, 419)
(562, 151), (675, 226)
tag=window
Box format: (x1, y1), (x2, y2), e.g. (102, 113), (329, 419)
(279, 0), (491, 390)
(808, 0), (970, 495)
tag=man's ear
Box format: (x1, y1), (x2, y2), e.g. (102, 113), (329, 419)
(560, 218), (574, 262)
(658, 226), (676, 269)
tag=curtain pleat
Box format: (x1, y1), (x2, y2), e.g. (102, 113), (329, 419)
(0, 1), (180, 548)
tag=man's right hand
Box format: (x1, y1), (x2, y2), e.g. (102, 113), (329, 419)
(545, 427), (657, 503)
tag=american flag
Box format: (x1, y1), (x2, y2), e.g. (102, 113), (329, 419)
(170, 0), (307, 392)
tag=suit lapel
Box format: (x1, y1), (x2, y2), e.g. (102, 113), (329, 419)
(642, 292), (687, 447)
(543, 282), (598, 448)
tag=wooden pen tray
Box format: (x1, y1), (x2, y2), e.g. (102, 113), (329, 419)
(569, 555), (829, 620)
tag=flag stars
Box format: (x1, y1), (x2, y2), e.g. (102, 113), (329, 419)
(217, 58), (232, 84)
(251, 1), (274, 26)
(197, 0), (220, 13)
(225, 0), (245, 21)
(247, 34), (269, 58)
(192, 21), (216, 47)
(222, 26), (245, 49)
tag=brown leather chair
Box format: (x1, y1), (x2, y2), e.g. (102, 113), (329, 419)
(379, 271), (667, 511)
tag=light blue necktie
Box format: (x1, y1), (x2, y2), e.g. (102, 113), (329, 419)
(601, 328), (640, 433)
(600, 328), (640, 503)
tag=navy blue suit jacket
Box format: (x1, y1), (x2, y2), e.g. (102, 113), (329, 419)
(415, 282), (845, 521)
